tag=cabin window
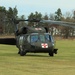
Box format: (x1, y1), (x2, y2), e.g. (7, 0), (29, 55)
(19, 36), (24, 45)
(27, 35), (30, 43)
(31, 35), (38, 42)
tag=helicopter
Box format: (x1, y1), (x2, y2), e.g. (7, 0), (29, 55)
(0, 18), (75, 56)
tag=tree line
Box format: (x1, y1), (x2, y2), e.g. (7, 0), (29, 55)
(0, 6), (75, 38)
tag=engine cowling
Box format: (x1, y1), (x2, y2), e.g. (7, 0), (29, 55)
(15, 27), (27, 36)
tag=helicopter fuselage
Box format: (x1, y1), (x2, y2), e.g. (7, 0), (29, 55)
(16, 32), (58, 56)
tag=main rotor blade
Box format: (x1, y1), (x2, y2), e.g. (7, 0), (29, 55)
(3, 18), (75, 28)
(40, 20), (75, 28)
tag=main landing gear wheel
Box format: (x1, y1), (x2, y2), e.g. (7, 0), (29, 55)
(20, 49), (27, 56)
(49, 51), (54, 57)
(19, 46), (27, 56)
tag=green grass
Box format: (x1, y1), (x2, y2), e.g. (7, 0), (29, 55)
(0, 40), (75, 75)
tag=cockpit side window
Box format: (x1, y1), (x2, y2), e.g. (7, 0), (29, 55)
(45, 34), (51, 41)
(51, 36), (54, 43)
(31, 35), (38, 42)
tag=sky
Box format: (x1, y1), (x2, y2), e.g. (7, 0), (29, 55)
(0, 0), (75, 18)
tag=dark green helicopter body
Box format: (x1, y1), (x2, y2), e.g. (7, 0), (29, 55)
(0, 18), (75, 56)
(16, 26), (57, 56)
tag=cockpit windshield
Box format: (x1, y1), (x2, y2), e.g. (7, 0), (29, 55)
(31, 34), (45, 42)
(39, 35), (45, 42)
(31, 35), (38, 42)
(30, 34), (54, 43)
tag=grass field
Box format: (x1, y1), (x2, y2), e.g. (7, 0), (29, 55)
(0, 40), (75, 75)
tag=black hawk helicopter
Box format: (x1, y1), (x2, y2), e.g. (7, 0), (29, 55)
(0, 18), (75, 56)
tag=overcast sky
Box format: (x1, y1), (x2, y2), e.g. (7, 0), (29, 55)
(0, 0), (75, 17)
